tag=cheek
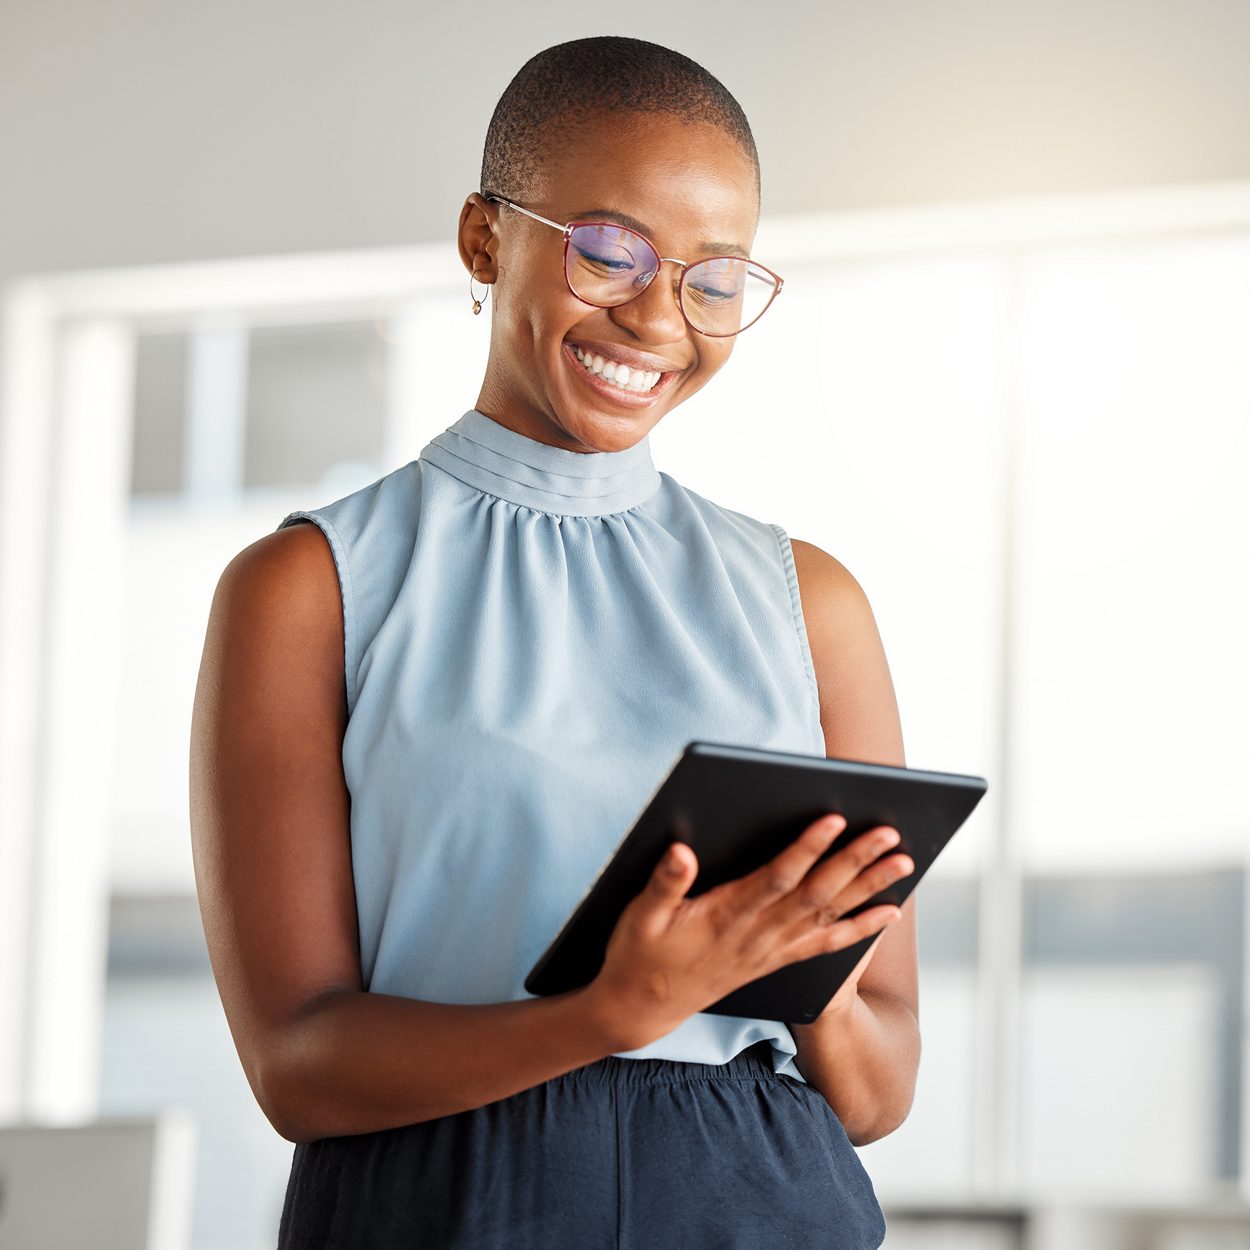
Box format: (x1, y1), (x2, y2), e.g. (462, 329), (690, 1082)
(498, 262), (583, 343)
(693, 339), (734, 382)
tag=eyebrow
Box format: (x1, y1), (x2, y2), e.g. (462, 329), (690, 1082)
(573, 207), (750, 259)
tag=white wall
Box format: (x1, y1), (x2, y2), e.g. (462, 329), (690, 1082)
(3, 0), (1250, 292)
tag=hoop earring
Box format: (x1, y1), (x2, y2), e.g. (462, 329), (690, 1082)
(469, 273), (491, 315)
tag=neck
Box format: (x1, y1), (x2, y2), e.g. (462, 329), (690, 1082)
(474, 376), (652, 456)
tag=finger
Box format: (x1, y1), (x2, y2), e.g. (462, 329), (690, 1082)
(739, 813), (848, 907)
(633, 841), (698, 937)
(797, 826), (904, 903)
(770, 850), (910, 945)
(783, 903), (903, 967)
(793, 849), (914, 931)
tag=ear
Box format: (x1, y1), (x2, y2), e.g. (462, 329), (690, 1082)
(458, 193), (499, 284)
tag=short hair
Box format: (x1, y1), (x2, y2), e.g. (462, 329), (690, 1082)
(480, 36), (760, 207)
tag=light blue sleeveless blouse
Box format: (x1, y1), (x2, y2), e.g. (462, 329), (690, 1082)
(276, 408), (826, 1081)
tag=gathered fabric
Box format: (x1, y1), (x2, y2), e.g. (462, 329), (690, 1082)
(275, 408), (826, 1076)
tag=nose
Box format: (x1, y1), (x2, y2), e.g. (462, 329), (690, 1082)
(608, 259), (689, 344)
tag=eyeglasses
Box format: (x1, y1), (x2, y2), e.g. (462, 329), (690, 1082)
(484, 194), (783, 338)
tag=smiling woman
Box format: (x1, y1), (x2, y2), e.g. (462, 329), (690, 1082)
(464, 109), (768, 450)
(189, 34), (915, 1250)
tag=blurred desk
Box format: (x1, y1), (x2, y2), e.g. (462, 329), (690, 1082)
(881, 1190), (1250, 1249)
(0, 1111), (195, 1250)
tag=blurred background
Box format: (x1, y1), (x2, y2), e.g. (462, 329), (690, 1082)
(1, 2), (1248, 1247)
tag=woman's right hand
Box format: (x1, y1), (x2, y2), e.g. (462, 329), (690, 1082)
(583, 814), (914, 1052)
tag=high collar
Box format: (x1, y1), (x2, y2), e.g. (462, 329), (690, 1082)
(419, 409), (662, 517)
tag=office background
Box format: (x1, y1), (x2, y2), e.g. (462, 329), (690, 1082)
(1, 2), (1248, 1247)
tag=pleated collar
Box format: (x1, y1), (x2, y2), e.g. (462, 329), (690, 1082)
(419, 409), (662, 517)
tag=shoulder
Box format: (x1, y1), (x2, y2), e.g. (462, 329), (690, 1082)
(787, 537), (875, 646)
(658, 474), (753, 526)
(207, 522), (345, 696)
(788, 537), (868, 602)
(659, 475), (792, 563)
(786, 536), (904, 768)
(221, 520), (340, 618)
(219, 460), (421, 637)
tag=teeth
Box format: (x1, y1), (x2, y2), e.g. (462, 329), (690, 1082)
(572, 345), (662, 393)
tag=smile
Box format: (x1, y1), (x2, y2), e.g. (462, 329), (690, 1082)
(572, 345), (662, 394)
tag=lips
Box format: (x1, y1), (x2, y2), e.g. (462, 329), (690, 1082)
(562, 336), (686, 375)
(571, 344), (661, 393)
(561, 341), (681, 407)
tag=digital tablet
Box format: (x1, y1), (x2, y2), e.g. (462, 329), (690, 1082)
(524, 740), (988, 1024)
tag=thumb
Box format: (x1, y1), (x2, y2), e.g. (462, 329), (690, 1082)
(646, 841), (697, 906)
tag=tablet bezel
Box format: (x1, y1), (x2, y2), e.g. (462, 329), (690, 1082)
(524, 740), (988, 1023)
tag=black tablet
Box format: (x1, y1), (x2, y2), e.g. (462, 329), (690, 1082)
(524, 740), (988, 1024)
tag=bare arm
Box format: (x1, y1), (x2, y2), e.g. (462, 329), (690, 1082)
(189, 523), (627, 1144)
(786, 537), (922, 1146)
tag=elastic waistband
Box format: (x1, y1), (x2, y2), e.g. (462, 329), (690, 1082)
(554, 1040), (785, 1089)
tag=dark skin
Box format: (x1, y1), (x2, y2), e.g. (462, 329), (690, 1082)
(463, 111), (757, 454)
(189, 109), (919, 1149)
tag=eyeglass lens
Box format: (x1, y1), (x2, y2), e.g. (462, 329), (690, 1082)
(566, 223), (777, 336)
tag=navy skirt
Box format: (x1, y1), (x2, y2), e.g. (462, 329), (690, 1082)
(277, 1040), (887, 1249)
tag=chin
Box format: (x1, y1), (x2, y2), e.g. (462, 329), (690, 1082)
(560, 413), (649, 453)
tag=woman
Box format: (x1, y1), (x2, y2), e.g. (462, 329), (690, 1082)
(190, 34), (920, 1249)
